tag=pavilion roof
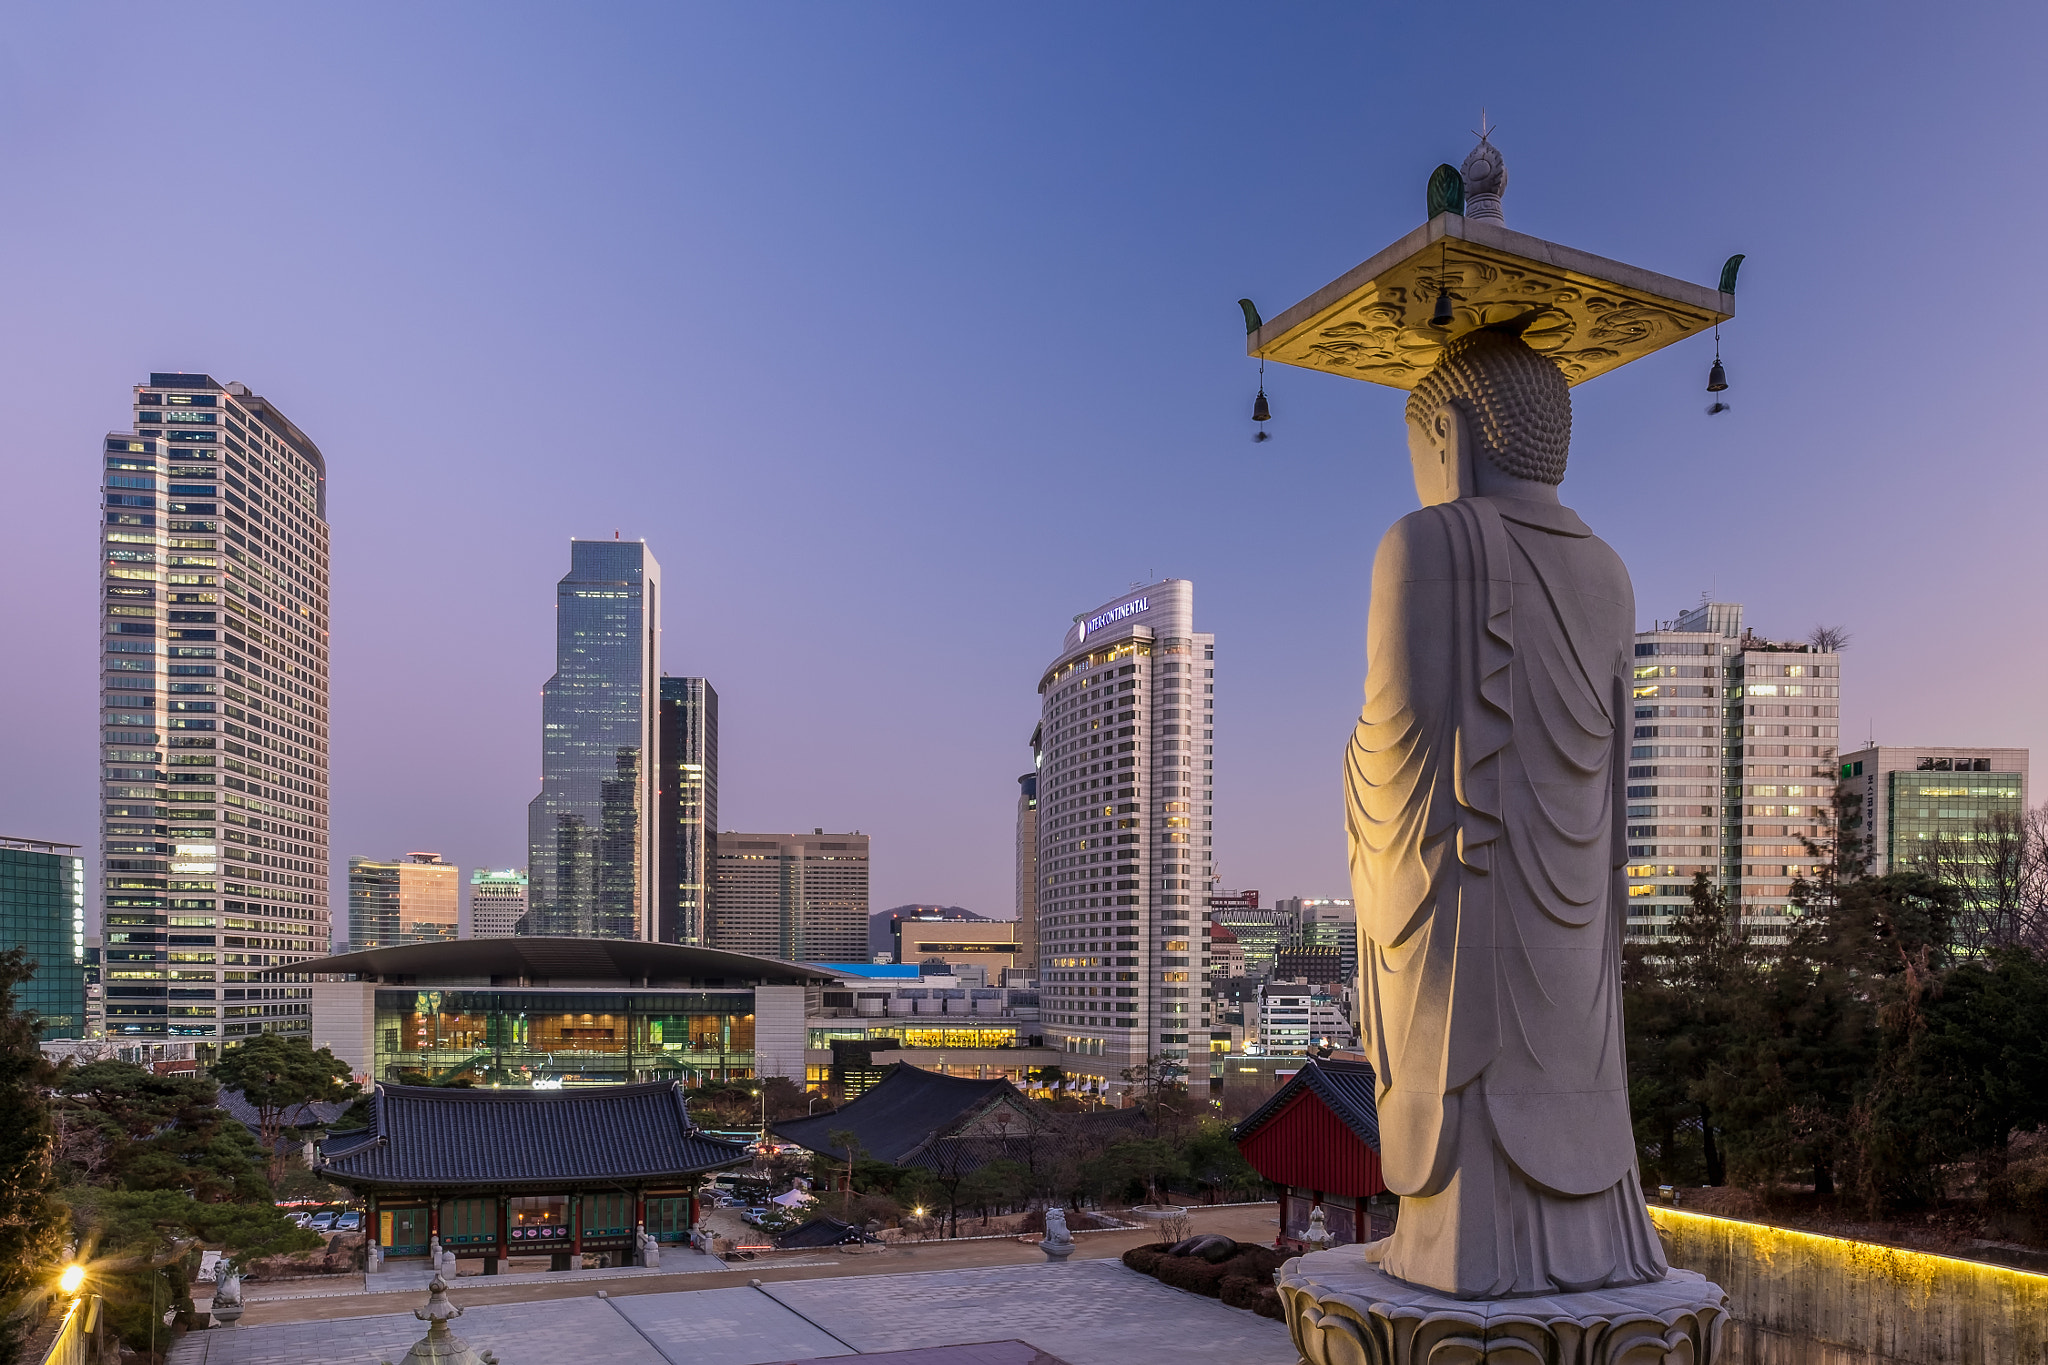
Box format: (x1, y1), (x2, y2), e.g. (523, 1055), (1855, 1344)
(1231, 1057), (1380, 1149)
(316, 1080), (752, 1189)
(773, 1064), (1018, 1165)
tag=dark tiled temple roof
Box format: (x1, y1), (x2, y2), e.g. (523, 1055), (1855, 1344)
(776, 1215), (879, 1249)
(316, 1080), (752, 1189)
(1231, 1057), (1380, 1149)
(217, 1087), (354, 1136)
(776, 1064), (1155, 1178)
(773, 1064), (1016, 1165)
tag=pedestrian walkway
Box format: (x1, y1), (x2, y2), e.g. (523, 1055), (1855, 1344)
(168, 1257), (1296, 1365)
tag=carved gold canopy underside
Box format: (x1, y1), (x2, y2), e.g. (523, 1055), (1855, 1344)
(1248, 214), (1733, 389)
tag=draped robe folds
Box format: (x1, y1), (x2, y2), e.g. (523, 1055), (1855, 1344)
(1345, 494), (1668, 1299)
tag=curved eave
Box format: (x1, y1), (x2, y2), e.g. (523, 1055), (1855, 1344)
(316, 1153), (753, 1193)
(298, 936), (839, 987)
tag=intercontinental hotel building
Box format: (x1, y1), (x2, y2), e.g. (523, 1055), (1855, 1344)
(1032, 580), (1213, 1088)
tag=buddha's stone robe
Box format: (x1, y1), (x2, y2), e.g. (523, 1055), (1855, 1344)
(1345, 493), (1668, 1298)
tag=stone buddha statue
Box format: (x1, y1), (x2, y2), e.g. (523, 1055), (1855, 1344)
(1344, 325), (1668, 1299)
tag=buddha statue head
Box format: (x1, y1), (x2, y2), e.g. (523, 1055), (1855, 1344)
(1404, 326), (1571, 507)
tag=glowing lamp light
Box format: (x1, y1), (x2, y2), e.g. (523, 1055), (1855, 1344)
(58, 1265), (84, 1296)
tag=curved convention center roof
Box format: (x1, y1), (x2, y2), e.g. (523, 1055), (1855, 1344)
(301, 937), (837, 988)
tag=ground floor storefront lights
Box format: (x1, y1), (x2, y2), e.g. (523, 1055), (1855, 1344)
(319, 1080), (752, 1270)
(308, 938), (830, 1086)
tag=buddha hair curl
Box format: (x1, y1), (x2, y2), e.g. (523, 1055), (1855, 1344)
(1405, 327), (1572, 485)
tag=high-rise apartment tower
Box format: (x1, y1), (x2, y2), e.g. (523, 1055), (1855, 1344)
(347, 853), (459, 950)
(1627, 602), (1840, 946)
(1034, 579), (1214, 1088)
(99, 374), (330, 1047)
(656, 677), (718, 944)
(526, 540), (661, 939)
(469, 868), (529, 938)
(713, 832), (869, 963)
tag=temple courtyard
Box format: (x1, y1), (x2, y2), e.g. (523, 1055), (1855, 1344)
(170, 1205), (1291, 1364)
(168, 1257), (1296, 1365)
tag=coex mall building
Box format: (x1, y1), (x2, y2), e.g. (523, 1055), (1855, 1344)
(308, 939), (835, 1086)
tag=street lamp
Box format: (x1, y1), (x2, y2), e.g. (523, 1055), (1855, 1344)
(752, 1087), (765, 1144)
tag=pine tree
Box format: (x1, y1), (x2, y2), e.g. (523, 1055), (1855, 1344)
(0, 949), (68, 1365)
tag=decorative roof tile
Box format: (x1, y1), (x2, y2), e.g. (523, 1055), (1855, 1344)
(317, 1081), (751, 1189)
(1231, 1057), (1380, 1149)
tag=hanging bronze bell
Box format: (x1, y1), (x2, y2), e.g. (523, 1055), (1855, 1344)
(1707, 357), (1728, 392)
(1431, 288), (1454, 329)
(1252, 388), (1271, 422)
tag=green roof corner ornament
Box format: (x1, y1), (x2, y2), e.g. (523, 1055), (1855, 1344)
(1718, 254), (1745, 295)
(1238, 298), (1263, 335)
(1427, 164), (1466, 219)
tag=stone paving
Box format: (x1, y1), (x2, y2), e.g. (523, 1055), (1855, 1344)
(169, 1257), (1297, 1365)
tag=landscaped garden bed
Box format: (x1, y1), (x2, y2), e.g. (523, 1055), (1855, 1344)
(1121, 1236), (1287, 1320)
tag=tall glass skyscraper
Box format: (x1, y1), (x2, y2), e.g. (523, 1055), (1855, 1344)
(656, 676), (718, 945)
(99, 374), (330, 1049)
(526, 540), (661, 939)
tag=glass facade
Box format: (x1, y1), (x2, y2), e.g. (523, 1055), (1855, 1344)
(656, 677), (718, 945)
(527, 541), (660, 940)
(0, 842), (87, 1039)
(99, 374), (331, 1047)
(372, 988), (756, 1085)
(1885, 770), (2025, 872)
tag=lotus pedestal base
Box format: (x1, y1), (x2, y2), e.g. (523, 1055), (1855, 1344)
(1278, 1249), (1727, 1364)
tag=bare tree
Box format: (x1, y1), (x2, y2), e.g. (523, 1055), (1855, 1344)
(1915, 807), (2048, 955)
(1808, 624), (1853, 653)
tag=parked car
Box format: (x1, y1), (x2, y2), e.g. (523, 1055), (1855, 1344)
(332, 1212), (362, 1232)
(742, 1207), (769, 1226)
(309, 1211), (338, 1231)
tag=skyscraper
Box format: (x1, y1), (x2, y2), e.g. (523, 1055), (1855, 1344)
(1627, 602), (1841, 946)
(347, 853), (459, 949)
(469, 868), (529, 938)
(1034, 579), (1214, 1088)
(100, 374), (330, 1048)
(713, 832), (869, 963)
(1014, 773), (1039, 978)
(1837, 746), (2029, 876)
(526, 540), (661, 939)
(656, 676), (718, 944)
(0, 836), (86, 1040)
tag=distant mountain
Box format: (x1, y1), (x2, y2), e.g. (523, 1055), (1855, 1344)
(869, 904), (990, 958)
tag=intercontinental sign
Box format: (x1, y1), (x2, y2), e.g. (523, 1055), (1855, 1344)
(1076, 595), (1148, 643)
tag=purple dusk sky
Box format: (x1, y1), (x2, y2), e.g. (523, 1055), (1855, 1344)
(2, 6), (2043, 932)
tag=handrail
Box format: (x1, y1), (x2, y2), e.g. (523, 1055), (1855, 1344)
(39, 1295), (105, 1365)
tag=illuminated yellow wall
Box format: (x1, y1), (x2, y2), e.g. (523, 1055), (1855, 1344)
(1651, 1207), (2048, 1364)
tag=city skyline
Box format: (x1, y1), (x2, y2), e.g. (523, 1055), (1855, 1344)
(5, 9), (2048, 926)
